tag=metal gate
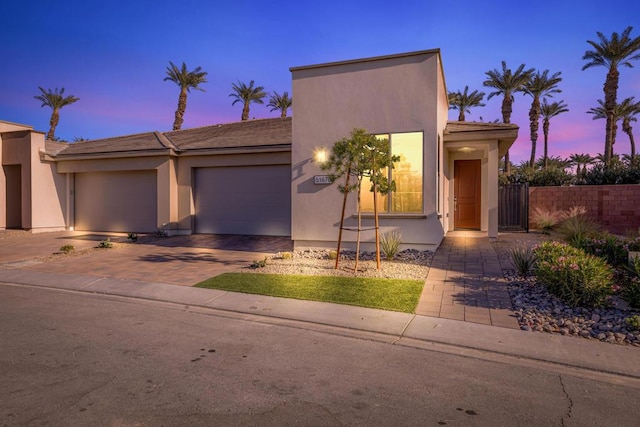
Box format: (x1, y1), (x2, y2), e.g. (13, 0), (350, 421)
(498, 183), (529, 232)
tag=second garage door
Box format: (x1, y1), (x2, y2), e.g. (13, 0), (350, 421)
(75, 170), (157, 233)
(194, 165), (291, 236)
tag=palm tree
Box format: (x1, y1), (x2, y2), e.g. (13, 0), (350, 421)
(229, 80), (267, 121)
(448, 86), (485, 121)
(33, 87), (79, 141)
(540, 99), (569, 169)
(568, 153), (595, 181)
(618, 97), (640, 158)
(267, 91), (292, 118)
(587, 99), (623, 154)
(582, 26), (640, 166)
(483, 61), (535, 174)
(523, 70), (563, 166)
(164, 61), (208, 131)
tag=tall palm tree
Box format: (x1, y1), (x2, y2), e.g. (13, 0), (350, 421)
(229, 80), (267, 121)
(540, 99), (569, 169)
(522, 70), (563, 166)
(587, 99), (623, 154)
(164, 61), (208, 131)
(267, 91), (292, 118)
(33, 87), (79, 141)
(568, 153), (595, 181)
(618, 97), (640, 158)
(448, 85), (485, 121)
(483, 61), (535, 174)
(582, 26), (640, 166)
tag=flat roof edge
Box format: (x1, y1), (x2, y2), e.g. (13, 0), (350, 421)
(289, 48), (441, 72)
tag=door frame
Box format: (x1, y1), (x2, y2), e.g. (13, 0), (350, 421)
(453, 159), (481, 230)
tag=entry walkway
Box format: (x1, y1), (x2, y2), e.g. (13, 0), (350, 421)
(416, 233), (519, 329)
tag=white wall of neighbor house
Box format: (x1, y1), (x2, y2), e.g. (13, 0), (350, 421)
(291, 50), (447, 250)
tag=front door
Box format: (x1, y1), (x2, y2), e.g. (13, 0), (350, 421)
(454, 159), (481, 229)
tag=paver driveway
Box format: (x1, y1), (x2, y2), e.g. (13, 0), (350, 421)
(0, 232), (292, 286)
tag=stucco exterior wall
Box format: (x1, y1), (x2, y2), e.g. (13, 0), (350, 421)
(291, 51), (446, 250)
(29, 132), (66, 232)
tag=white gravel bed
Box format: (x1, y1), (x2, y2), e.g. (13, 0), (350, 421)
(239, 249), (433, 281)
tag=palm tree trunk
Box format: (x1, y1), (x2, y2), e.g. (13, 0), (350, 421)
(242, 102), (250, 121)
(281, 108), (286, 118)
(543, 120), (550, 169)
(502, 94), (513, 175)
(47, 108), (60, 140)
(603, 68), (619, 166)
(529, 98), (540, 166)
(624, 126), (636, 158)
(173, 88), (188, 130)
(458, 110), (465, 121)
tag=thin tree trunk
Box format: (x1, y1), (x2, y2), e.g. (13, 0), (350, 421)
(543, 120), (550, 169)
(355, 177), (362, 273)
(334, 167), (351, 270)
(372, 179), (380, 270)
(504, 151), (511, 175)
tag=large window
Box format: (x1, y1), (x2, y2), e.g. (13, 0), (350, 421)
(360, 131), (423, 213)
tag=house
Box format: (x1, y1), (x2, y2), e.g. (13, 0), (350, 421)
(0, 49), (518, 250)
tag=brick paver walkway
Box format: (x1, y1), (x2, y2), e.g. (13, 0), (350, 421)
(415, 235), (519, 329)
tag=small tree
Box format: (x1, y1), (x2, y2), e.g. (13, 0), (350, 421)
(321, 128), (398, 270)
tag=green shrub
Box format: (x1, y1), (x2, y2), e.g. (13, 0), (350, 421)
(625, 315), (640, 330)
(531, 207), (562, 234)
(509, 246), (536, 277)
(281, 252), (293, 260)
(533, 241), (614, 308)
(380, 230), (402, 260)
(558, 214), (599, 247)
(579, 234), (629, 267)
(328, 250), (338, 260)
(250, 257), (267, 268)
(59, 244), (75, 254)
(97, 239), (113, 249)
(621, 256), (640, 308)
(127, 232), (138, 243)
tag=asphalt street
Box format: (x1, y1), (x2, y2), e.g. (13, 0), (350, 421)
(1, 283), (639, 426)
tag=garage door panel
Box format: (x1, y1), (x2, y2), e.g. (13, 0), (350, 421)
(195, 166), (291, 236)
(75, 171), (157, 233)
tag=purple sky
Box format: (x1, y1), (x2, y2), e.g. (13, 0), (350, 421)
(1, 0), (639, 164)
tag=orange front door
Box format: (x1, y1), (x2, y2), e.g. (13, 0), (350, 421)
(454, 159), (481, 229)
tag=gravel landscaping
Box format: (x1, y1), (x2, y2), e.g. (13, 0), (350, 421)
(492, 235), (640, 347)
(242, 249), (433, 281)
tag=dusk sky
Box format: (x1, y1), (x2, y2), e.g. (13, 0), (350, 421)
(2, 0), (639, 164)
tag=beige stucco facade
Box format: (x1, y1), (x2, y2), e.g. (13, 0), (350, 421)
(1, 49), (517, 249)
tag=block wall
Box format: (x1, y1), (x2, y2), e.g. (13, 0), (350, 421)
(529, 185), (640, 235)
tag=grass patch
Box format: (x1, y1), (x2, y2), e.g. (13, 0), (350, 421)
(195, 273), (423, 313)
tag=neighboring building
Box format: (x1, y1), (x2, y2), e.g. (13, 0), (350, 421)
(0, 49), (517, 250)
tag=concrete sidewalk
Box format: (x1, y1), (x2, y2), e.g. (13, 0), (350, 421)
(1, 268), (638, 380)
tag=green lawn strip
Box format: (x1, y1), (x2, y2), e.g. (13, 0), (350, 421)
(195, 273), (423, 313)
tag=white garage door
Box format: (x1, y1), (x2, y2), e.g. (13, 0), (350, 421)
(75, 171), (157, 233)
(194, 165), (291, 236)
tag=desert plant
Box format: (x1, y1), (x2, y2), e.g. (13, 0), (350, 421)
(579, 234), (629, 267)
(380, 230), (402, 260)
(127, 232), (138, 243)
(97, 239), (113, 249)
(625, 314), (640, 330)
(328, 250), (338, 260)
(509, 245), (537, 277)
(281, 252), (293, 260)
(620, 256), (640, 308)
(250, 257), (267, 268)
(533, 241), (614, 308)
(59, 244), (75, 254)
(531, 207), (562, 234)
(558, 213), (599, 247)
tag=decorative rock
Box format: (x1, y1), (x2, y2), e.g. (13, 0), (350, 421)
(591, 314), (601, 322)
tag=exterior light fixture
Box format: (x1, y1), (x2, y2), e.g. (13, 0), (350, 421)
(314, 147), (328, 164)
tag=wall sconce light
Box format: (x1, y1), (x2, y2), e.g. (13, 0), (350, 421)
(314, 147), (328, 164)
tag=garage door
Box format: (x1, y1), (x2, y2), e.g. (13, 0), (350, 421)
(75, 171), (157, 233)
(194, 165), (291, 236)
